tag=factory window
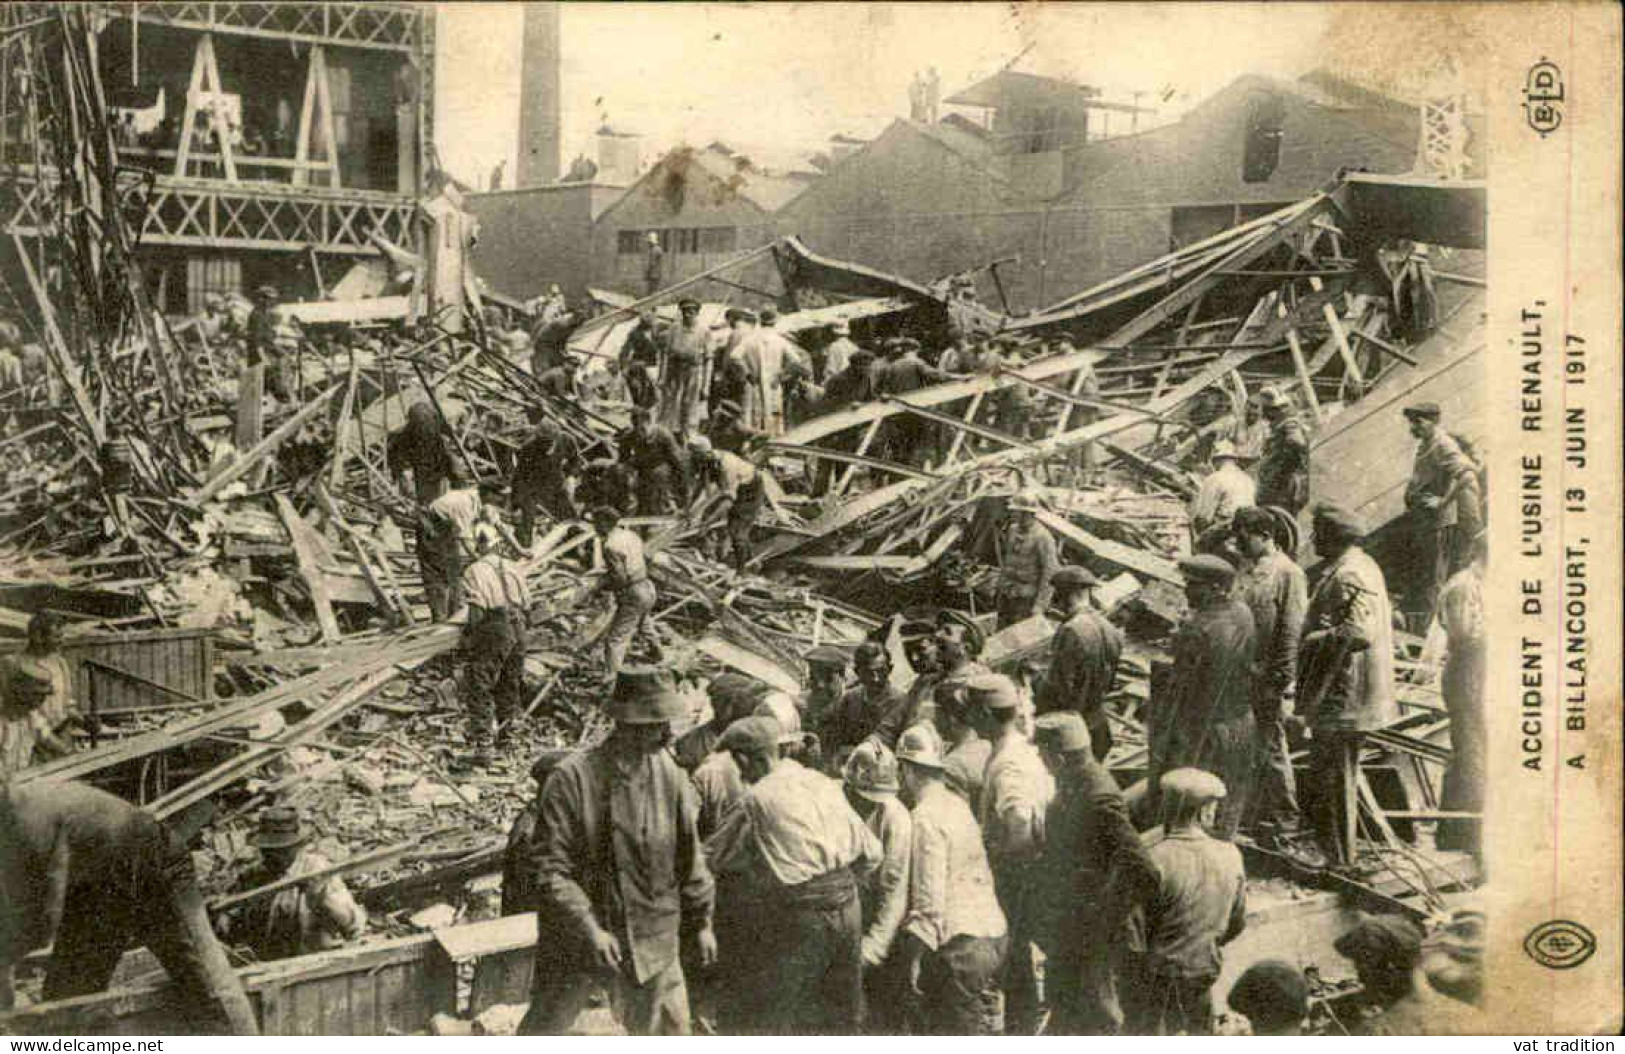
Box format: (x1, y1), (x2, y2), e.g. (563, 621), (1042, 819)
(1242, 93), (1286, 183)
(698, 227), (737, 253)
(618, 227), (736, 255)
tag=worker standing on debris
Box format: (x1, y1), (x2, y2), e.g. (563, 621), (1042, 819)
(995, 495), (1059, 629)
(220, 806), (367, 962)
(1037, 565), (1123, 761)
(621, 311), (664, 411)
(584, 505), (657, 683)
(1031, 712), (1156, 1034)
(522, 667), (715, 1036)
(706, 713), (880, 1034)
(1189, 441), (1257, 551)
(0, 780), (259, 1033)
(421, 458), (482, 620)
(1120, 769), (1247, 1036)
(619, 405), (690, 514)
(1253, 387), (1311, 514)
(387, 402), (456, 505)
(1298, 504), (1396, 866)
(822, 320), (858, 381)
(660, 298), (709, 436)
(460, 523), (530, 763)
(893, 723), (1008, 1035)
(703, 399), (766, 456)
(0, 612), (83, 776)
(246, 284), (283, 396)
(687, 436), (764, 573)
(1401, 402), (1483, 600)
(1231, 507), (1308, 843)
(969, 673), (1053, 1035)
(1149, 556), (1257, 838)
(511, 419), (580, 547)
(1434, 532), (1485, 857)
(841, 740), (913, 1034)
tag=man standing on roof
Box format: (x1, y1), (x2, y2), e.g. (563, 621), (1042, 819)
(522, 667), (715, 1036)
(1298, 503), (1396, 866)
(1031, 712), (1158, 1035)
(687, 436), (765, 573)
(1189, 441), (1257, 551)
(1231, 507), (1308, 844)
(894, 723), (1008, 1035)
(841, 740), (913, 1034)
(0, 780), (259, 1032)
(1121, 769), (1247, 1035)
(705, 713), (880, 1034)
(968, 674), (1054, 1035)
(511, 419), (580, 548)
(583, 505), (657, 683)
(1149, 555), (1257, 838)
(995, 494), (1059, 629)
(619, 405), (690, 515)
(659, 298), (708, 436)
(643, 232), (666, 296)
(460, 523), (530, 763)
(1402, 402), (1483, 604)
(1253, 387), (1311, 514)
(1037, 565), (1123, 761)
(220, 806), (367, 962)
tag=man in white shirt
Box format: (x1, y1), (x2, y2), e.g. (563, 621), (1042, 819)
(1189, 441), (1257, 552)
(584, 505), (658, 681)
(459, 523), (530, 763)
(422, 458), (483, 619)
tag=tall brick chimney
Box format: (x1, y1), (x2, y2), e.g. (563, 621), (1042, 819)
(516, 2), (561, 186)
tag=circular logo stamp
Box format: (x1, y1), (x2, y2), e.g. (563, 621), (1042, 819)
(1524, 919), (1597, 970)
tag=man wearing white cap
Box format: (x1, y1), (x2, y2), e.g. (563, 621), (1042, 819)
(841, 740), (914, 1033)
(895, 723), (1008, 1034)
(1188, 440), (1256, 548)
(688, 435), (765, 572)
(822, 320), (858, 381)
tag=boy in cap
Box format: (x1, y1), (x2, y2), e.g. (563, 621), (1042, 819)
(1031, 712), (1156, 1034)
(841, 740), (914, 1033)
(1038, 564), (1123, 761)
(1149, 556), (1257, 837)
(1299, 503), (1395, 865)
(969, 673), (1054, 1034)
(221, 805), (367, 961)
(1121, 768), (1247, 1035)
(521, 667), (715, 1036)
(894, 723), (1008, 1035)
(706, 713), (880, 1034)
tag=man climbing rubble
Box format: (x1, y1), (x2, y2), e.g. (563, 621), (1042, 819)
(619, 405), (690, 514)
(522, 667), (715, 1036)
(687, 435), (765, 573)
(583, 505), (658, 682)
(219, 806), (367, 962)
(459, 523), (531, 764)
(1253, 387), (1311, 515)
(510, 419), (580, 547)
(421, 458), (483, 620)
(0, 780), (258, 1033)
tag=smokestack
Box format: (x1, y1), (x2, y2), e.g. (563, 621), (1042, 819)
(516, 2), (561, 186)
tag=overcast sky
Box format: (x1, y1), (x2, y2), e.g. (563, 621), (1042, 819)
(433, 3), (1418, 189)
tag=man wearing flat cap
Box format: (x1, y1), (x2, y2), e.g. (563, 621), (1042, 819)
(1031, 712), (1157, 1034)
(659, 298), (708, 435)
(800, 644), (849, 755)
(1122, 769), (1246, 1035)
(1037, 564), (1123, 761)
(1334, 913), (1479, 1035)
(875, 336), (951, 465)
(996, 494), (1060, 629)
(969, 673), (1054, 1034)
(1401, 402), (1483, 605)
(705, 713), (880, 1033)
(1298, 503), (1396, 866)
(522, 666), (715, 1036)
(1253, 387), (1311, 515)
(1149, 556), (1257, 838)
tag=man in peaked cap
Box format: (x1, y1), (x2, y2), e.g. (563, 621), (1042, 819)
(968, 673), (1054, 1034)
(894, 722), (1008, 1034)
(1038, 564), (1124, 762)
(1148, 555), (1257, 839)
(996, 493), (1060, 629)
(1030, 712), (1157, 1034)
(1121, 769), (1246, 1035)
(521, 666), (715, 1036)
(660, 297), (709, 435)
(705, 713), (880, 1034)
(1253, 386), (1311, 515)
(841, 740), (914, 1032)
(1402, 401), (1483, 604)
(221, 806), (367, 962)
(801, 645), (852, 771)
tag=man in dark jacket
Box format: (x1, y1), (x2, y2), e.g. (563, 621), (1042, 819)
(511, 420), (580, 547)
(1253, 387), (1310, 514)
(1148, 555), (1257, 838)
(819, 641), (901, 762)
(619, 406), (690, 515)
(520, 668), (716, 1036)
(1031, 713), (1158, 1034)
(0, 780), (258, 1033)
(1037, 565), (1123, 760)
(386, 401), (455, 505)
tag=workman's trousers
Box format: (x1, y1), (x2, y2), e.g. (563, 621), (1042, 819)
(727, 868), (863, 1035)
(1437, 642), (1485, 856)
(45, 830), (258, 1034)
(1119, 962), (1215, 1036)
(418, 518), (463, 621)
(993, 867), (1043, 1035)
(604, 581), (657, 680)
(1248, 707), (1300, 833)
(862, 953), (912, 1035)
(1043, 942), (1122, 1035)
(521, 957), (690, 1036)
(916, 933), (1007, 1035)
(463, 610), (526, 749)
(1304, 730), (1363, 865)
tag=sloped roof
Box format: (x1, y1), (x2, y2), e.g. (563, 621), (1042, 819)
(947, 68), (1102, 108)
(686, 148), (811, 212)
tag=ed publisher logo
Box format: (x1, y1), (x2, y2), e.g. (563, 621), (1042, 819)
(1524, 919), (1596, 969)
(1522, 58), (1564, 137)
